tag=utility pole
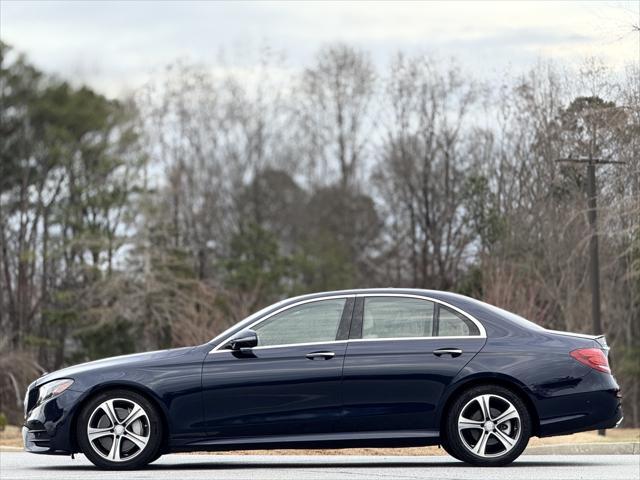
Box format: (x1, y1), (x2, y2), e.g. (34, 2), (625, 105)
(586, 160), (602, 335)
(557, 157), (625, 436)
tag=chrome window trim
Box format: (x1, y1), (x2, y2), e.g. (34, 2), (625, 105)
(208, 295), (354, 354)
(356, 293), (487, 339)
(210, 339), (349, 354)
(347, 335), (484, 343)
(208, 292), (486, 354)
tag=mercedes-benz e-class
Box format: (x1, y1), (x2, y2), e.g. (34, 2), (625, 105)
(23, 289), (622, 469)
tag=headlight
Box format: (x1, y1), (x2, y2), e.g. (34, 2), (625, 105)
(36, 379), (74, 406)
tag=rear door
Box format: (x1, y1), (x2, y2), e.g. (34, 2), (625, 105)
(338, 294), (486, 433)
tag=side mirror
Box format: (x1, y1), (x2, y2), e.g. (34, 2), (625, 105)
(228, 329), (258, 352)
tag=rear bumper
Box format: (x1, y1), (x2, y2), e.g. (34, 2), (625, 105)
(536, 387), (623, 437)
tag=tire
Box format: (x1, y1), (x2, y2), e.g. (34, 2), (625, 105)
(76, 389), (163, 469)
(440, 439), (463, 461)
(149, 450), (164, 464)
(444, 385), (531, 467)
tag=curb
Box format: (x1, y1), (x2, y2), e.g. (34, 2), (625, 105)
(524, 442), (639, 455)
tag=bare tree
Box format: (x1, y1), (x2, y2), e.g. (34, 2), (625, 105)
(374, 55), (479, 289)
(297, 44), (376, 188)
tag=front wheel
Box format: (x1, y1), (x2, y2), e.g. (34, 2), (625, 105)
(76, 389), (163, 469)
(444, 385), (531, 466)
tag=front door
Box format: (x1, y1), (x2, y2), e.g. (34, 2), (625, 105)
(339, 295), (486, 433)
(201, 296), (353, 438)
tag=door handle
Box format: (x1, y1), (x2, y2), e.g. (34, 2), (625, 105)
(305, 351), (335, 360)
(433, 348), (463, 357)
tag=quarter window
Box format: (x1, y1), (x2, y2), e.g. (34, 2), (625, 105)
(362, 297), (435, 339)
(252, 299), (346, 347)
(437, 306), (479, 336)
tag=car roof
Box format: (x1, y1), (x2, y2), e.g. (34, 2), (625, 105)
(289, 288), (543, 334)
(283, 288), (472, 304)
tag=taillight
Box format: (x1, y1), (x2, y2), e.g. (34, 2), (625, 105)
(570, 348), (611, 374)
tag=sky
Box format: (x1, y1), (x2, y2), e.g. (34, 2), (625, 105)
(1, 1), (638, 98)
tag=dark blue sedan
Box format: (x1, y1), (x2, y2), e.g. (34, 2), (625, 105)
(23, 289), (622, 469)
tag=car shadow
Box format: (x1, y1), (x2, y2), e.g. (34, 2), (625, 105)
(34, 459), (608, 471)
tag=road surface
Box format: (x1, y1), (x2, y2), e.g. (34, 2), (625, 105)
(0, 452), (638, 479)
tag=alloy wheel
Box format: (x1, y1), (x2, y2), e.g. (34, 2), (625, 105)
(86, 398), (151, 462)
(457, 393), (521, 458)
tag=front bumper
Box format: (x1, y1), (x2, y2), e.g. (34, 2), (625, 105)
(23, 389), (85, 454)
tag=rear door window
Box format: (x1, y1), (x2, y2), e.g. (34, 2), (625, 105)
(362, 297), (435, 339)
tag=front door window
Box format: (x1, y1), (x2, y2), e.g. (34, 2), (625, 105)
(253, 299), (346, 347)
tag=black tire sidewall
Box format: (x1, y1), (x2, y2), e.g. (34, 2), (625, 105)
(76, 389), (163, 470)
(440, 439), (463, 461)
(445, 385), (531, 467)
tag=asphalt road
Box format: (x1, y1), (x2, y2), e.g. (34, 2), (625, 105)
(1, 452), (638, 480)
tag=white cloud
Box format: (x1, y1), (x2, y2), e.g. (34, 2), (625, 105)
(1, 0), (637, 97)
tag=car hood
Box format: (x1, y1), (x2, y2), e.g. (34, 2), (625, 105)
(31, 346), (198, 388)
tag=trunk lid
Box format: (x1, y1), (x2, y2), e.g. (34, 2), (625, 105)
(545, 329), (609, 351)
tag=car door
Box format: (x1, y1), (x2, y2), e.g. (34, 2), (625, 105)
(338, 294), (486, 433)
(201, 296), (354, 438)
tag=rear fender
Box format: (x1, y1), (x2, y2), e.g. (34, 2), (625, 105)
(436, 372), (539, 434)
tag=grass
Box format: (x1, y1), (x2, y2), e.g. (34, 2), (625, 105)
(2, 426), (638, 455)
(0, 426), (22, 449)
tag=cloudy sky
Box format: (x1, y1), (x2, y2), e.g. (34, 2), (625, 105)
(1, 1), (638, 97)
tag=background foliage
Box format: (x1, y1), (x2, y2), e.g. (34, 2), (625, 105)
(1, 41), (638, 427)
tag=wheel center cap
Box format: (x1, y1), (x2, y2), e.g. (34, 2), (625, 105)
(483, 421), (495, 431)
(114, 425), (125, 435)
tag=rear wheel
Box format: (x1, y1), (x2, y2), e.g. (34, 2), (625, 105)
(444, 385), (531, 466)
(76, 389), (162, 469)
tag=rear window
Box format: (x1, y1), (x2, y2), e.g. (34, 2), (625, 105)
(479, 302), (544, 330)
